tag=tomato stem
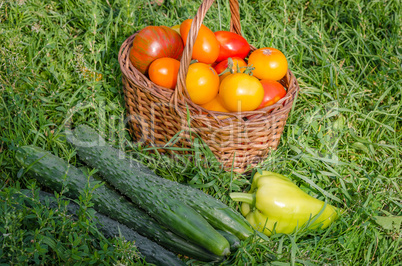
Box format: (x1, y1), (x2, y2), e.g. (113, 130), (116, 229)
(243, 64), (255, 76)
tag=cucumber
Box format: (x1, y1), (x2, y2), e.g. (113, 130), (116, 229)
(15, 146), (224, 262)
(69, 125), (253, 240)
(20, 189), (185, 266)
(216, 230), (241, 252)
(66, 127), (230, 257)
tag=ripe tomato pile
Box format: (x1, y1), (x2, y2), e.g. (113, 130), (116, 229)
(130, 20), (288, 112)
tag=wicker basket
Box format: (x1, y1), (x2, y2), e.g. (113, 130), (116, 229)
(118, 0), (300, 173)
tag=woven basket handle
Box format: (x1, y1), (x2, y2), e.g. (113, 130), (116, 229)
(172, 0), (242, 105)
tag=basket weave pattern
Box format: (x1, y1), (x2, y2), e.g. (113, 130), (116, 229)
(118, 0), (300, 172)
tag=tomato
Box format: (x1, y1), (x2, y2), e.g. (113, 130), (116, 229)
(210, 62), (218, 68)
(214, 31), (250, 62)
(200, 95), (230, 112)
(148, 57), (180, 90)
(180, 19), (220, 64)
(219, 73), (264, 112)
(214, 57), (247, 82)
(171, 24), (181, 35)
(186, 63), (219, 105)
(256, 80), (287, 109)
(130, 26), (183, 74)
(248, 47), (288, 81)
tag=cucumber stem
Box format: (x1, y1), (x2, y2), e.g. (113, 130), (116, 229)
(229, 192), (256, 206)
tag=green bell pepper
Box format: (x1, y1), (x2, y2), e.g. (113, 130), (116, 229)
(230, 171), (339, 236)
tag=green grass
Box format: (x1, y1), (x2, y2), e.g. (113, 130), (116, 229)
(1, 0), (401, 264)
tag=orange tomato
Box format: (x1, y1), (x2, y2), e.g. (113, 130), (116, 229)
(248, 47), (288, 81)
(186, 63), (219, 105)
(180, 19), (220, 64)
(256, 80), (287, 109)
(219, 73), (264, 112)
(214, 57), (247, 82)
(200, 95), (230, 112)
(148, 57), (180, 90)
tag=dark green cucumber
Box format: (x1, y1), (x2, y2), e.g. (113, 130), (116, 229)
(67, 127), (230, 257)
(20, 189), (184, 266)
(216, 230), (241, 252)
(15, 146), (224, 262)
(70, 125), (253, 240)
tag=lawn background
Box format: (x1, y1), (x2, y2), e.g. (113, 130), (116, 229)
(0, 0), (401, 265)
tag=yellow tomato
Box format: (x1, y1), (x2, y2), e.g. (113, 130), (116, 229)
(219, 73), (264, 112)
(200, 95), (230, 112)
(186, 63), (220, 105)
(171, 24), (181, 35)
(248, 47), (288, 81)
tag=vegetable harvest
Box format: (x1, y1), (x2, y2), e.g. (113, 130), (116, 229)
(129, 20), (289, 113)
(230, 171), (339, 236)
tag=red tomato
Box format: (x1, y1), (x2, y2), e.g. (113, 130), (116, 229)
(219, 73), (264, 112)
(214, 31), (250, 63)
(148, 57), (180, 90)
(247, 47), (288, 80)
(200, 95), (230, 112)
(256, 80), (287, 109)
(180, 19), (220, 64)
(214, 57), (247, 82)
(129, 26), (183, 74)
(186, 63), (220, 105)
